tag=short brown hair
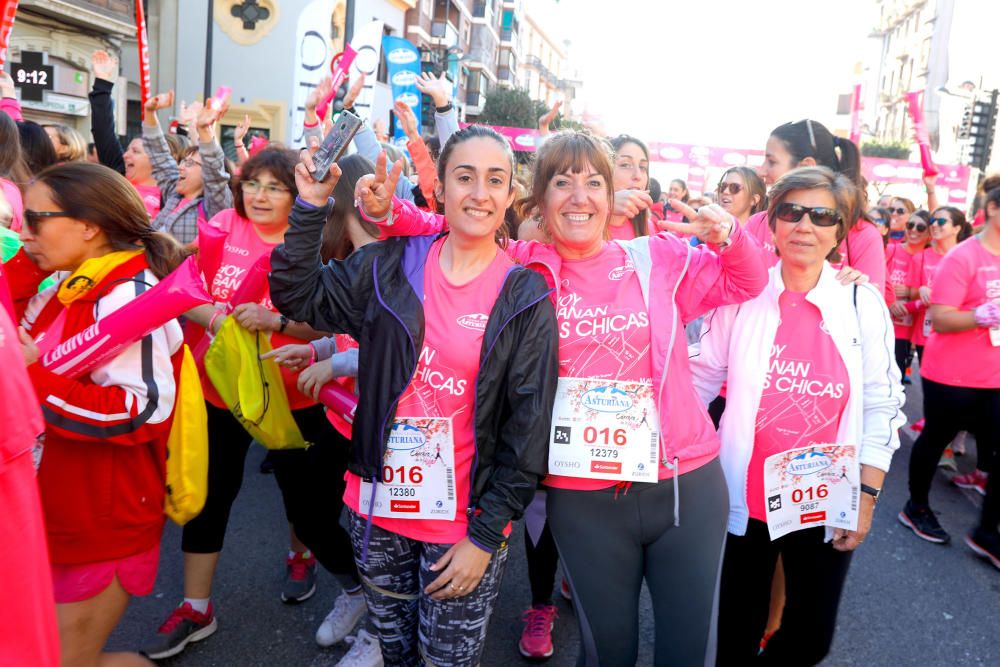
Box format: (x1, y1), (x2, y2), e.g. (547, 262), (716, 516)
(516, 131), (615, 236)
(767, 166), (856, 263)
(233, 147), (298, 219)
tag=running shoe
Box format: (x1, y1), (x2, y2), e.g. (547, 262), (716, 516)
(282, 551), (318, 604)
(953, 469), (988, 497)
(143, 602), (218, 660)
(897, 500), (950, 544)
(316, 589), (367, 647)
(336, 629), (384, 667)
(965, 529), (1000, 572)
(519, 604), (558, 660)
(560, 577), (572, 602)
(938, 448), (958, 471)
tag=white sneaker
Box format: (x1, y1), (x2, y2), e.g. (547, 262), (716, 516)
(336, 629), (383, 667)
(316, 590), (367, 647)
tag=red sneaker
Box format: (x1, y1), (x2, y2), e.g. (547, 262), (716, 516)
(953, 469), (988, 497)
(143, 602), (218, 660)
(519, 604), (558, 659)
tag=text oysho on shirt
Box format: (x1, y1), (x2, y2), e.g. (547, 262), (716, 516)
(746, 290), (850, 522)
(344, 238), (513, 544)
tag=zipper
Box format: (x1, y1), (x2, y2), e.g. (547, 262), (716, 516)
(467, 274), (554, 514)
(656, 243), (691, 466)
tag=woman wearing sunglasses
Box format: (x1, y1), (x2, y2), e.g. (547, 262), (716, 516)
(898, 187), (1000, 567)
(10, 162), (187, 667)
(144, 148), (356, 660)
(718, 166), (766, 225)
(750, 119), (886, 294)
(885, 211), (932, 381)
(690, 167), (905, 665)
(141, 91), (233, 245)
(867, 206), (891, 244)
(888, 197), (916, 242)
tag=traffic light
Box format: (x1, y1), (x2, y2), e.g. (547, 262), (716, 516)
(966, 91), (998, 171)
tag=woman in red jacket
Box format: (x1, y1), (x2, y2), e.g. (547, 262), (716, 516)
(11, 162), (186, 667)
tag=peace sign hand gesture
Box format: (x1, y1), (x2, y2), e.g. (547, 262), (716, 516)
(354, 151), (404, 220)
(660, 199), (735, 246)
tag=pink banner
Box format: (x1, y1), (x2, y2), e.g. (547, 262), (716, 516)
(862, 158), (969, 204)
(37, 256), (212, 379)
(135, 0), (151, 117)
(0, 1), (18, 67)
(462, 123), (540, 151)
(905, 91), (938, 176)
(849, 83), (862, 146)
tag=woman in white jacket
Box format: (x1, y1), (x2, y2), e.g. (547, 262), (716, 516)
(689, 167), (906, 665)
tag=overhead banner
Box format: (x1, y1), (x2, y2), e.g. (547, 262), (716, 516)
(348, 20), (384, 124)
(134, 0), (151, 117)
(383, 36), (421, 146)
(0, 1), (20, 67)
(291, 0), (337, 145)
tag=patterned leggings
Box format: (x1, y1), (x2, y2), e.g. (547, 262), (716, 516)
(348, 511), (508, 667)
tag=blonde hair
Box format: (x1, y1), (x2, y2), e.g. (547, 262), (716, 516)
(43, 124), (87, 162)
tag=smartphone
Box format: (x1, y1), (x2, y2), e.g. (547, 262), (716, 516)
(311, 111), (363, 182)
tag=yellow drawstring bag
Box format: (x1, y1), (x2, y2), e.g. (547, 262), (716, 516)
(165, 345), (209, 525)
(204, 316), (308, 450)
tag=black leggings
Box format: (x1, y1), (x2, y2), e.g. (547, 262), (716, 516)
(547, 460), (729, 667)
(717, 520), (853, 666)
(524, 520), (559, 606)
(182, 403), (357, 579)
(894, 338), (913, 380)
(908, 378), (1000, 531)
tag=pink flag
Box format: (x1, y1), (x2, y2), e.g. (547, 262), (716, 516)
(0, 1), (19, 67)
(135, 0), (151, 117)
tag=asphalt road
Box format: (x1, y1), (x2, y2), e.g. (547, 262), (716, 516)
(108, 368), (1000, 666)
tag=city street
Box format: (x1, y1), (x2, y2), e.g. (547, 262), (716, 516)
(107, 367), (1000, 666)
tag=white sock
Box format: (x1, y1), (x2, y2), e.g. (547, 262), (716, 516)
(184, 597), (210, 614)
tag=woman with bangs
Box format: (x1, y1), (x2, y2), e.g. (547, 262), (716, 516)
(354, 130), (768, 665)
(690, 167), (904, 665)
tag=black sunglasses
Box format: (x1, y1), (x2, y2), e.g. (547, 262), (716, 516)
(24, 209), (70, 233)
(892, 207), (907, 215)
(929, 217), (952, 226)
(906, 221), (928, 232)
(774, 202), (842, 227)
(717, 182), (744, 195)
(871, 217), (887, 225)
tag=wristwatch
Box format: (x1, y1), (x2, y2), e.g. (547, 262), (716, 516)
(436, 103), (453, 114)
(860, 484), (881, 503)
(278, 315), (289, 333)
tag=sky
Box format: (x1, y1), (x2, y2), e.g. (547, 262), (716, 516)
(542, 0), (875, 151)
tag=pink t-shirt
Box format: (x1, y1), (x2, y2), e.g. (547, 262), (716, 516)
(608, 219), (649, 240)
(885, 242), (920, 338)
(544, 243), (673, 491)
(745, 213), (887, 295)
(344, 238), (514, 544)
(907, 247), (947, 346)
(920, 237), (1000, 388)
(203, 209), (312, 409)
(132, 183), (162, 219)
(1, 178), (23, 233)
(747, 290), (850, 521)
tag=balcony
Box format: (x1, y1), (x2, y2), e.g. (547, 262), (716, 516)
(472, 0), (492, 21)
(431, 20), (460, 49)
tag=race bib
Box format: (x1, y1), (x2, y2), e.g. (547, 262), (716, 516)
(923, 313), (933, 338)
(762, 444), (859, 541)
(359, 417), (457, 521)
(548, 378), (659, 482)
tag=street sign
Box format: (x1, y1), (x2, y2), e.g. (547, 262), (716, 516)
(12, 51), (53, 102)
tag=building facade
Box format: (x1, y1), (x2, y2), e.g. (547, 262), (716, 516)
(519, 4), (578, 114)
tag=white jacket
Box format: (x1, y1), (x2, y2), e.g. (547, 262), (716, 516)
(689, 263), (906, 536)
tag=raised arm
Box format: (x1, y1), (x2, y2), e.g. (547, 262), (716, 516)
(88, 50), (126, 175)
(355, 152), (447, 237)
(142, 91), (180, 200)
(394, 100), (439, 207)
(194, 103), (234, 218)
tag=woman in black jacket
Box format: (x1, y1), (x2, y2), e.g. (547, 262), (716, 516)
(270, 126), (559, 666)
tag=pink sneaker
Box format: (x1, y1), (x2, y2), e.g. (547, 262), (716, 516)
(953, 470), (988, 497)
(519, 604), (558, 659)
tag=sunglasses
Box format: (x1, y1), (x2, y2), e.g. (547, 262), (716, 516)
(872, 217), (887, 225)
(929, 217), (952, 226)
(717, 182), (744, 195)
(24, 209), (69, 233)
(892, 207), (907, 215)
(906, 221), (928, 232)
(773, 202), (842, 227)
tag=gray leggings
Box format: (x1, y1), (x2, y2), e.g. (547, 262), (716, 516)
(547, 458), (729, 667)
(347, 511), (509, 667)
